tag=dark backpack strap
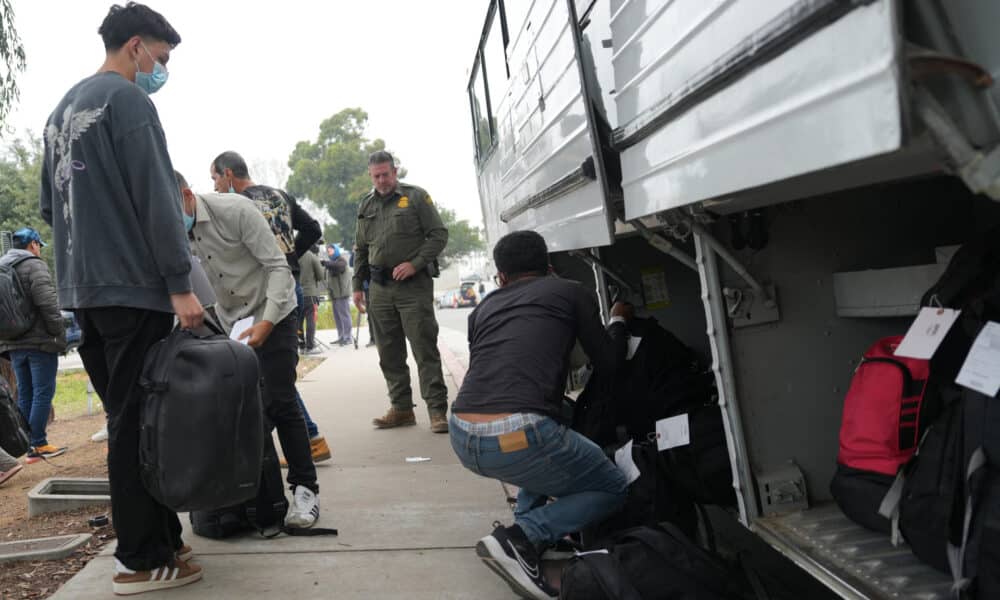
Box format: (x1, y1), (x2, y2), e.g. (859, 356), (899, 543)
(280, 525), (339, 537)
(249, 521), (339, 538)
(573, 552), (644, 600)
(947, 447), (986, 594)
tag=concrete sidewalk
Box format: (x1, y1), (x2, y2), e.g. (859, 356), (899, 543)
(51, 326), (513, 599)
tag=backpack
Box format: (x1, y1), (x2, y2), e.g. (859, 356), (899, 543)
(884, 265), (1000, 596)
(559, 525), (741, 600)
(0, 374), (29, 457)
(582, 440), (698, 547)
(139, 324), (264, 512)
(191, 436), (288, 538)
(574, 317), (733, 508)
(191, 436), (339, 539)
(891, 384), (1000, 600)
(0, 256), (39, 340)
(830, 336), (929, 533)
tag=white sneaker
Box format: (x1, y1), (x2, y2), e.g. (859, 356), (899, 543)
(91, 425), (108, 443)
(285, 485), (319, 528)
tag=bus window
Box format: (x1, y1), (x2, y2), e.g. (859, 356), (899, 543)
(469, 58), (492, 161)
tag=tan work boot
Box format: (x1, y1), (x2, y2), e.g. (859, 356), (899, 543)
(310, 436), (332, 462)
(372, 408), (417, 429)
(429, 412), (449, 434)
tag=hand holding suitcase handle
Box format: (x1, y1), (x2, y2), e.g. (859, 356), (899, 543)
(171, 291), (205, 330)
(177, 314), (226, 339)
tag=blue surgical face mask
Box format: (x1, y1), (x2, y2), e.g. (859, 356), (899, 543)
(135, 43), (169, 94)
(183, 212), (195, 232)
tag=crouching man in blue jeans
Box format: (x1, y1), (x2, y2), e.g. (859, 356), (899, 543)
(449, 230), (630, 600)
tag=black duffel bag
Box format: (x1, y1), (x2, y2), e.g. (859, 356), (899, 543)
(560, 524), (741, 600)
(139, 322), (263, 512)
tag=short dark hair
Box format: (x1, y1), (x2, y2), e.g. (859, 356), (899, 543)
(212, 151), (250, 179)
(174, 170), (189, 190)
(11, 238), (30, 250)
(368, 150), (395, 168)
(98, 2), (181, 51)
(493, 230), (549, 278)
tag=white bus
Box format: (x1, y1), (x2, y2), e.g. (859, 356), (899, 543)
(467, 1), (1000, 598)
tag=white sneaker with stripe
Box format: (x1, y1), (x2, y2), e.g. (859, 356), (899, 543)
(285, 485), (320, 528)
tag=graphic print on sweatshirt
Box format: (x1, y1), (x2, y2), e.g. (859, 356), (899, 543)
(243, 187), (295, 255)
(44, 104), (106, 253)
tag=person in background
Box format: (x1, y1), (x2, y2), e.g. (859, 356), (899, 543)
(324, 244), (353, 346)
(298, 244), (325, 354)
(449, 230), (631, 599)
(39, 3), (203, 593)
(210, 150), (330, 464)
(0, 228), (68, 464)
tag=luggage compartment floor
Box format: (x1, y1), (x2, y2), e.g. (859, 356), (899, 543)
(752, 503), (952, 600)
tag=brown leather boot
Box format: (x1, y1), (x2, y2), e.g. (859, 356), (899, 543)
(429, 412), (449, 434)
(372, 408), (417, 429)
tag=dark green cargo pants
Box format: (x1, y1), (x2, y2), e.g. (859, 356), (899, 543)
(368, 273), (448, 414)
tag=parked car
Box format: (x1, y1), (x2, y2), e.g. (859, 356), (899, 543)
(62, 310), (81, 353)
(436, 290), (458, 309)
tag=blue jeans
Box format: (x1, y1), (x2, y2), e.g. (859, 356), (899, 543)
(450, 414), (627, 547)
(293, 280), (319, 438)
(296, 389), (319, 439)
(10, 349), (59, 447)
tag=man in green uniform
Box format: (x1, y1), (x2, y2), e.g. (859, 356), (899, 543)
(353, 151), (450, 433)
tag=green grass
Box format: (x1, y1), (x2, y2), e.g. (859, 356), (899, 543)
(315, 300), (367, 331)
(52, 369), (102, 418)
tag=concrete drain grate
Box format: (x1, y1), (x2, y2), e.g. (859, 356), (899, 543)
(28, 478), (111, 517)
(0, 534), (94, 563)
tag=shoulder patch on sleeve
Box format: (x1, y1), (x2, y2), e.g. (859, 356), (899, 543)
(425, 195), (433, 205)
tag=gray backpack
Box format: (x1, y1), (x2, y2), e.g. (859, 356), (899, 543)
(0, 256), (38, 340)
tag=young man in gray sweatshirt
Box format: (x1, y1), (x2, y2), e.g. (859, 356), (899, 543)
(39, 3), (203, 595)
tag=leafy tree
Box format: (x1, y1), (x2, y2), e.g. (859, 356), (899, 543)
(0, 136), (55, 270)
(288, 107), (484, 264)
(0, 0), (27, 131)
(286, 108), (389, 249)
(437, 206), (485, 269)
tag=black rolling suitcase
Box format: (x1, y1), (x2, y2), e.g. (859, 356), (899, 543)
(139, 322), (263, 512)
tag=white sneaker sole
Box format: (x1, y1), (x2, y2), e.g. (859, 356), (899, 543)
(284, 506), (320, 529)
(476, 535), (552, 600)
(113, 571), (202, 595)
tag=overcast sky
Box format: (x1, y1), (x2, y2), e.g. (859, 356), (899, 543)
(4, 0), (489, 225)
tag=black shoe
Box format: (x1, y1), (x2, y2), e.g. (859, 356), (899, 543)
(366, 339), (376, 347)
(476, 522), (557, 599)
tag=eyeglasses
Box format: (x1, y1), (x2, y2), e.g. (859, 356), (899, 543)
(493, 274), (501, 286)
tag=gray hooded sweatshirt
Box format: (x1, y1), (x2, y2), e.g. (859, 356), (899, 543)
(40, 72), (191, 313)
